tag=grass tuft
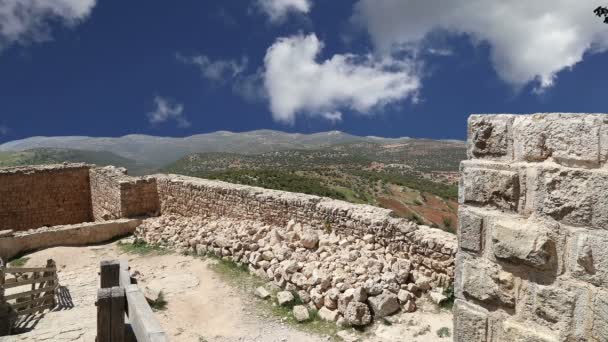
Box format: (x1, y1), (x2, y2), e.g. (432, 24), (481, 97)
(437, 326), (451, 338)
(9, 256), (30, 267)
(117, 240), (168, 256)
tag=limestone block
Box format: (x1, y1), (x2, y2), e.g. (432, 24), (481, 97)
(490, 219), (554, 269)
(460, 163), (520, 211)
(467, 114), (515, 159)
(460, 259), (515, 307)
(293, 305), (310, 322)
(529, 166), (608, 229)
(500, 320), (558, 342)
(277, 291), (294, 306)
(532, 284), (576, 326)
(591, 290), (608, 341)
(459, 206), (483, 253)
(344, 301), (372, 326)
(453, 299), (488, 342)
(513, 114), (604, 167)
(367, 290), (400, 317)
(569, 229), (608, 287)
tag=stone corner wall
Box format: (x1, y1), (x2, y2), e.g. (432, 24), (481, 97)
(89, 166), (159, 220)
(0, 163), (93, 231)
(455, 113), (608, 342)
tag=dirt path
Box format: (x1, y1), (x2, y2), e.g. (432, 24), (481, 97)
(1, 240), (453, 342)
(0, 242), (327, 342)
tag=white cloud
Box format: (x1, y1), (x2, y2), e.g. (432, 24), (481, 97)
(263, 33), (420, 124)
(176, 53), (248, 84)
(0, 0), (96, 50)
(0, 125), (8, 136)
(353, 0), (608, 91)
(256, 0), (311, 23)
(147, 96), (190, 128)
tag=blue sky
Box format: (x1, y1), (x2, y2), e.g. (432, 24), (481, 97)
(1, 0), (607, 143)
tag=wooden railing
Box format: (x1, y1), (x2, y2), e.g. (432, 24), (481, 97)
(0, 258), (58, 317)
(96, 260), (168, 342)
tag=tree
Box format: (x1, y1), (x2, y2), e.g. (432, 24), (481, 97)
(594, 6), (608, 23)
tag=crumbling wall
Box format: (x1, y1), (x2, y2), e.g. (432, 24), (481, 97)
(154, 174), (456, 289)
(455, 113), (608, 342)
(90, 166), (159, 220)
(0, 164), (93, 231)
(134, 174), (457, 326)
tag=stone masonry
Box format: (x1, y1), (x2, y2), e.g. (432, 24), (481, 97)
(0, 164), (92, 231)
(134, 174), (456, 327)
(0, 163), (457, 328)
(89, 166), (159, 220)
(455, 113), (608, 342)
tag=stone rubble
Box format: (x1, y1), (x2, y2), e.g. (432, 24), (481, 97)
(136, 214), (453, 327)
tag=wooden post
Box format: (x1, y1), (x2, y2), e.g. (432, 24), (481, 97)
(100, 260), (120, 289)
(0, 257), (8, 337)
(0, 257), (5, 300)
(96, 288), (112, 342)
(30, 271), (39, 312)
(110, 287), (125, 342)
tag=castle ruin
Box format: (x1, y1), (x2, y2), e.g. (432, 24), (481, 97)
(2, 113), (607, 340)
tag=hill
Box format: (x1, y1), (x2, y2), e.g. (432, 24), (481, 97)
(0, 148), (145, 174)
(0, 130), (464, 170)
(162, 141), (465, 232)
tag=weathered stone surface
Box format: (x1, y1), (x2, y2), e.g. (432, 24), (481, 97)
(453, 299), (487, 342)
(459, 206), (483, 253)
(526, 166), (608, 229)
(569, 229), (608, 287)
(255, 286), (270, 299)
(292, 305), (309, 322)
(277, 291), (294, 306)
(591, 290), (608, 341)
(344, 301), (372, 326)
(490, 219), (554, 268)
(0, 164), (93, 231)
(513, 114), (604, 167)
(367, 291), (400, 317)
(460, 163), (520, 211)
(318, 307), (339, 322)
(301, 230), (319, 249)
(467, 114), (515, 159)
(458, 114), (608, 342)
(460, 259), (515, 307)
(501, 320), (558, 342)
(532, 284), (576, 326)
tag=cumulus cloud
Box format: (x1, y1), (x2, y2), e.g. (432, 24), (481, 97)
(256, 0), (311, 23)
(263, 33), (420, 124)
(147, 96), (190, 128)
(353, 0), (608, 91)
(0, 0), (96, 50)
(176, 53), (248, 84)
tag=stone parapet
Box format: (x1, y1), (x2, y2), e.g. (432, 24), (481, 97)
(456, 113), (608, 342)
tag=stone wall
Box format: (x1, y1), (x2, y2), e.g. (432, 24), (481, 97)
(0, 164), (93, 231)
(90, 166), (159, 220)
(0, 219), (141, 260)
(154, 174), (456, 289)
(455, 113), (608, 342)
(133, 174), (457, 326)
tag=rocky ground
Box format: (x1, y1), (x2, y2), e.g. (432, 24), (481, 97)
(136, 215), (453, 328)
(0, 239), (453, 342)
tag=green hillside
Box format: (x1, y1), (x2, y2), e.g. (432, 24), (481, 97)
(0, 148), (148, 174)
